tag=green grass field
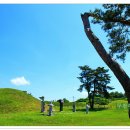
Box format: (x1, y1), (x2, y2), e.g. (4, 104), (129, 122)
(0, 88), (130, 126)
(0, 109), (130, 126)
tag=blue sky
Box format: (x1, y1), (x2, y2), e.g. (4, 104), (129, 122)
(0, 4), (129, 101)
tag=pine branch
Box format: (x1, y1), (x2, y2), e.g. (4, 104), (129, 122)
(88, 12), (130, 26)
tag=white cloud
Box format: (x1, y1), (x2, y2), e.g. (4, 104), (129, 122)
(10, 76), (30, 86)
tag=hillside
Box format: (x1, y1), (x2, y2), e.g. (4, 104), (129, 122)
(0, 88), (40, 113)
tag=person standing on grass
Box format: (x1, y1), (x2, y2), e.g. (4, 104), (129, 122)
(86, 104), (90, 114)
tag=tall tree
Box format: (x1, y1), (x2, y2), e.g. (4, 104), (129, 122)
(78, 65), (114, 109)
(91, 67), (114, 109)
(94, 67), (114, 98)
(80, 4), (130, 118)
(78, 65), (93, 107)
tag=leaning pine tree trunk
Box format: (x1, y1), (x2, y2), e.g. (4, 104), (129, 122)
(81, 13), (130, 118)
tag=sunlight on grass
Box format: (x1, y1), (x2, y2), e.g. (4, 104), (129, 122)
(0, 108), (130, 126)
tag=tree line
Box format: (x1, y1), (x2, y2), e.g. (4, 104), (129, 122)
(76, 91), (126, 105)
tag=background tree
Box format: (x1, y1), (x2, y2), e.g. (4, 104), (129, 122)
(78, 65), (93, 107)
(76, 98), (87, 102)
(94, 67), (114, 98)
(91, 67), (114, 109)
(109, 91), (126, 99)
(63, 98), (69, 103)
(81, 4), (130, 118)
(78, 65), (114, 109)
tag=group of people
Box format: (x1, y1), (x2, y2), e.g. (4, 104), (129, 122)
(39, 97), (90, 116)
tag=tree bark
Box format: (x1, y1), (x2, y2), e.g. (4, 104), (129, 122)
(81, 12), (130, 118)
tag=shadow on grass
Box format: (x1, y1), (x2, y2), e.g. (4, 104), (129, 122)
(75, 107), (108, 112)
(90, 107), (108, 111)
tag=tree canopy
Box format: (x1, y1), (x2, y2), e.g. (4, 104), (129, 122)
(89, 4), (130, 61)
(78, 65), (114, 109)
(78, 65), (114, 97)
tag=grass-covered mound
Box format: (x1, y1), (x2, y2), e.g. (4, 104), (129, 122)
(0, 88), (40, 114)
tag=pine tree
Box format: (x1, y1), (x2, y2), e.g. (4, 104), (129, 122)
(78, 65), (114, 109)
(81, 4), (130, 117)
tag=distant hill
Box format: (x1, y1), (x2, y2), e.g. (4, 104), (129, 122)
(0, 88), (40, 113)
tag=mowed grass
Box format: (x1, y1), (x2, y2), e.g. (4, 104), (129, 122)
(0, 88), (130, 126)
(0, 108), (130, 126)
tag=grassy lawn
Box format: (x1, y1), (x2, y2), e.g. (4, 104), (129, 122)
(0, 108), (130, 126)
(0, 88), (130, 126)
